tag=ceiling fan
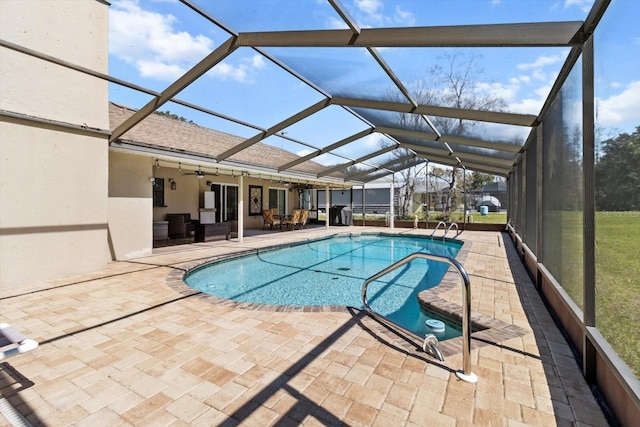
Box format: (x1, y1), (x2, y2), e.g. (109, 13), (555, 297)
(181, 164), (218, 179)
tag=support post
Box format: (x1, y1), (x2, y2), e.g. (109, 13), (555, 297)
(325, 186), (330, 230)
(389, 174), (395, 229)
(362, 183), (366, 227)
(463, 167), (467, 228)
(238, 174), (244, 243)
(582, 33), (596, 383)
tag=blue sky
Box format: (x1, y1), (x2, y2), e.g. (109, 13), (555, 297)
(107, 0), (640, 165)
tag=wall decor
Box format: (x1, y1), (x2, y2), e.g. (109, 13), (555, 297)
(249, 185), (262, 216)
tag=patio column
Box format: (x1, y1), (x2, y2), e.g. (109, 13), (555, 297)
(238, 174), (244, 242)
(426, 163), (429, 229)
(325, 185), (330, 230)
(362, 183), (366, 227)
(389, 174), (395, 229)
(463, 166), (467, 228)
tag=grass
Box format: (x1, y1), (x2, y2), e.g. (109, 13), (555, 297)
(321, 210), (508, 225)
(595, 212), (640, 378)
(543, 211), (639, 377)
(461, 212), (507, 224)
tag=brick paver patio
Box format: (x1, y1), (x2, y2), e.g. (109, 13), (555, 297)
(0, 228), (610, 426)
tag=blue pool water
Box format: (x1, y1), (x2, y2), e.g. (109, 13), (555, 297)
(185, 234), (463, 339)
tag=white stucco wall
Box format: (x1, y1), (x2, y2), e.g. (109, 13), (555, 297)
(0, 0), (110, 286)
(108, 152), (154, 259)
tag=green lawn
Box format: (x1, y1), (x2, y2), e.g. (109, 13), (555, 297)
(421, 211), (507, 224)
(461, 212), (507, 224)
(595, 212), (640, 378)
(540, 211), (638, 378)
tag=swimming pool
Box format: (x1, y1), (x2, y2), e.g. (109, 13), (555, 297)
(185, 233), (463, 339)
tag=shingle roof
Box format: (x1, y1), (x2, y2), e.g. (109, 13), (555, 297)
(108, 102), (333, 177)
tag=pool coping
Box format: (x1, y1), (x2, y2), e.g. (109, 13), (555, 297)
(165, 231), (527, 359)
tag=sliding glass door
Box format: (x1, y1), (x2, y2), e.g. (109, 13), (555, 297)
(209, 183), (238, 222)
(268, 188), (287, 215)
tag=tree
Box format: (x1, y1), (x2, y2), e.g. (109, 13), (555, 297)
(391, 51), (507, 219)
(595, 126), (640, 210)
(469, 171), (496, 191)
(428, 166), (464, 219)
(154, 110), (194, 123)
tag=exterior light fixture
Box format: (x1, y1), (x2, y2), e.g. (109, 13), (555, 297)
(169, 178), (176, 190)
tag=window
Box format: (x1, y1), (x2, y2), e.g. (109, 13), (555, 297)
(153, 178), (164, 207)
(269, 188), (287, 215)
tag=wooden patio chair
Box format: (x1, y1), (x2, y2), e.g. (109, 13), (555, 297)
(298, 209), (309, 229)
(262, 209), (281, 230)
(283, 209), (302, 230)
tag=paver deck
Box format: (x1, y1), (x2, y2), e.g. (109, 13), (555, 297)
(0, 228), (610, 426)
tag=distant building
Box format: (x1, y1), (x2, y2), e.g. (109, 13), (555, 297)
(471, 181), (507, 211)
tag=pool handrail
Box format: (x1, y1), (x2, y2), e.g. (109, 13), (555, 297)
(361, 252), (478, 383)
(430, 221), (447, 238)
(444, 222), (459, 238)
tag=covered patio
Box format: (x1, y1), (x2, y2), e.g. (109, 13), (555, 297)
(1, 0), (638, 425)
(0, 229), (610, 426)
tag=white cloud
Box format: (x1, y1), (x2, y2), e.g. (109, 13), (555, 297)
(508, 83), (553, 114)
(109, 0), (213, 81)
(361, 133), (384, 150)
(564, 0), (593, 13)
(354, 0), (385, 25)
(597, 80), (640, 127)
(110, 1), (266, 84)
(513, 53), (566, 91)
(251, 54), (266, 69)
(327, 16), (349, 29)
(517, 54), (564, 71)
(137, 60), (185, 80)
(477, 81), (518, 103)
(531, 68), (550, 82)
(356, 0), (383, 16)
(394, 6), (416, 26)
(207, 60), (262, 83)
(483, 121), (530, 143)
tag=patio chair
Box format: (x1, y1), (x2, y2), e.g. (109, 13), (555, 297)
(167, 213), (192, 242)
(0, 323), (38, 361)
(283, 209), (302, 230)
(262, 209), (281, 230)
(299, 209), (309, 229)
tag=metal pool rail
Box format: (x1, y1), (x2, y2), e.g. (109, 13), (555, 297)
(430, 221), (447, 238)
(361, 252), (478, 383)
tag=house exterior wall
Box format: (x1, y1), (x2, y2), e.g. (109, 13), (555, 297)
(151, 167), (201, 221)
(108, 152), (154, 259)
(0, 0), (108, 125)
(0, 0), (110, 286)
